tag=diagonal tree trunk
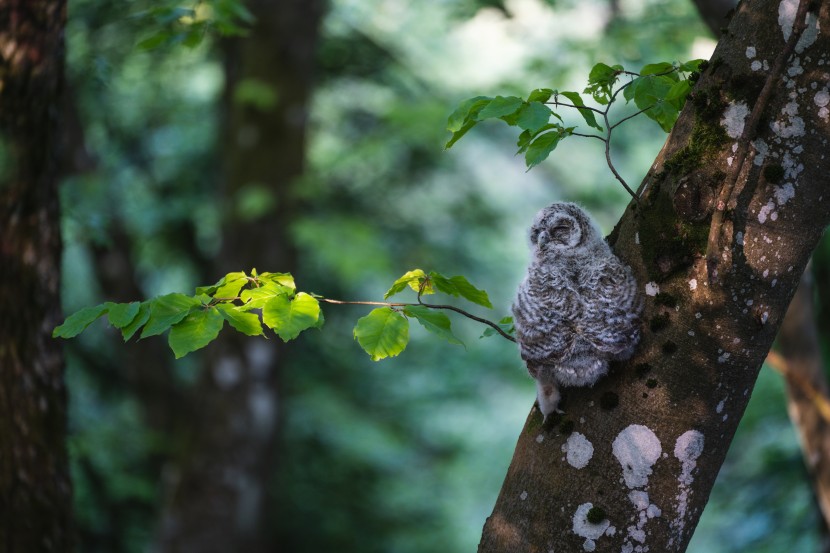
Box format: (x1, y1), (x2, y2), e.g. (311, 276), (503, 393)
(479, 1), (830, 551)
(0, 1), (73, 550)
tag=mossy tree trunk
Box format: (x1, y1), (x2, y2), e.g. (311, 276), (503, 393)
(478, 1), (830, 551)
(154, 1), (325, 551)
(0, 1), (73, 551)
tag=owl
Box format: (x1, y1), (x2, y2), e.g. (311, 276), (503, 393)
(512, 202), (643, 418)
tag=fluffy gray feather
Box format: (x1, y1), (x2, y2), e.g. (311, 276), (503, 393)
(512, 202), (643, 417)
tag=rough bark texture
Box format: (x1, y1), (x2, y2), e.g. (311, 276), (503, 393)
(776, 272), (830, 532)
(0, 1), (72, 551)
(479, 1), (830, 551)
(154, 1), (325, 551)
(691, 0), (738, 35)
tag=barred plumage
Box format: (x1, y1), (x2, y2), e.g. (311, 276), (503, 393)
(512, 202), (643, 418)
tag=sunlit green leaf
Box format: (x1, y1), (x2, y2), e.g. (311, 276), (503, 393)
(168, 307), (225, 359)
(259, 272), (296, 290)
(353, 307), (409, 361)
(584, 62), (624, 104)
(53, 304), (109, 338)
(141, 293), (203, 338)
(403, 305), (464, 347)
(106, 302), (141, 329)
(217, 304), (263, 336)
(385, 269), (432, 299)
(214, 271), (248, 299)
(122, 302), (151, 341)
(665, 79), (692, 108)
(445, 120), (478, 149)
(262, 292), (322, 341)
(240, 281), (292, 310)
(639, 62), (676, 77)
(679, 59), (706, 72)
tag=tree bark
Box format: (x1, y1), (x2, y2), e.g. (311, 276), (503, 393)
(0, 1), (72, 551)
(479, 1), (830, 551)
(154, 1), (325, 551)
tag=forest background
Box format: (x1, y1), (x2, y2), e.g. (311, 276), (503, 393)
(51, 0), (830, 551)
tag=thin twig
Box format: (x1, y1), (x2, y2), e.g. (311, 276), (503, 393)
(602, 110), (639, 201)
(547, 100), (604, 115)
(704, 0), (811, 283)
(570, 132), (606, 141)
(610, 105), (653, 130)
(319, 298), (517, 342)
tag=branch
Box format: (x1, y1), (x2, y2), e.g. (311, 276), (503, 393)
(319, 297), (516, 342)
(704, 0), (811, 282)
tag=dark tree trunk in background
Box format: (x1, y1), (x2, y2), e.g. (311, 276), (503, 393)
(480, 1), (830, 551)
(0, 1), (72, 551)
(155, 1), (325, 551)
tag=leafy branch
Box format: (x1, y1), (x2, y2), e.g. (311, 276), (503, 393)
(53, 268), (515, 361)
(445, 59), (705, 201)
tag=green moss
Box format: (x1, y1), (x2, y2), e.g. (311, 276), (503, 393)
(587, 506), (607, 524)
(600, 391), (619, 410)
(638, 193), (709, 280)
(664, 107), (729, 175)
(764, 164), (785, 184)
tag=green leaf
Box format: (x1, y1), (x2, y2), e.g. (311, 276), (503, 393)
(353, 308), (409, 361)
(258, 272), (296, 290)
(136, 32), (171, 51)
(141, 293), (203, 338)
(481, 316), (515, 339)
(106, 302), (141, 329)
(214, 271), (248, 299)
(639, 62), (676, 77)
(240, 281), (292, 310)
(625, 75), (679, 132)
(665, 79), (692, 108)
(385, 269), (432, 299)
(428, 272), (493, 308)
(525, 130), (565, 169)
(527, 88), (554, 103)
(403, 305), (464, 347)
(122, 302), (151, 341)
(168, 307), (225, 359)
(558, 91), (603, 131)
(447, 96), (492, 132)
(262, 292), (322, 341)
(516, 102), (553, 133)
(217, 304), (264, 336)
(53, 304), (109, 338)
(477, 95), (524, 120)
(445, 120), (477, 149)
(584, 63), (624, 104)
(679, 59), (705, 72)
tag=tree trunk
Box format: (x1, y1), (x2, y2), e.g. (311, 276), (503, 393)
(0, 1), (72, 551)
(479, 1), (830, 551)
(155, 1), (325, 551)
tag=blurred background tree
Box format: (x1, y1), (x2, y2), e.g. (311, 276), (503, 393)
(59, 0), (828, 551)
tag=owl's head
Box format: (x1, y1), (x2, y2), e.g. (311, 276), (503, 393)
(528, 202), (600, 256)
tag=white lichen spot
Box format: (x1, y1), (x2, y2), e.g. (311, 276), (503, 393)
(536, 434), (545, 443)
(751, 60), (763, 71)
(736, 231), (744, 246)
(796, 12), (820, 54)
(758, 200), (776, 223)
(716, 400), (725, 414)
(721, 101), (750, 139)
(815, 89), (830, 107)
(774, 183), (795, 205)
(695, 312), (702, 319)
(771, 101), (806, 138)
(688, 279), (697, 291)
(718, 352), (731, 363)
(572, 503), (611, 552)
(562, 432), (594, 470)
(613, 425), (662, 489)
(746, 46), (757, 58)
(779, 0), (798, 41)
(752, 139), (768, 166)
(635, 232), (640, 245)
(672, 430), (705, 542)
(520, 490), (528, 501)
(645, 282), (660, 296)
